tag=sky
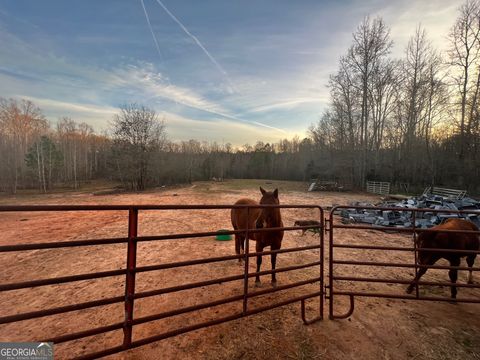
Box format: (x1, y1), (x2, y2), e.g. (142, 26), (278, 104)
(0, 0), (461, 145)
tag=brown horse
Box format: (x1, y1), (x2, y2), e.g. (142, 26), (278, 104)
(406, 218), (479, 299)
(231, 187), (284, 285)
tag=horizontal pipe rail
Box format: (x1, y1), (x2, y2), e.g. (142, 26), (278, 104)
(135, 261), (321, 300)
(332, 243), (480, 254)
(0, 269), (127, 292)
(332, 259), (480, 271)
(333, 275), (480, 288)
(332, 223), (480, 234)
(132, 294), (244, 327)
(44, 322), (124, 344)
(247, 277), (321, 298)
(0, 295), (125, 325)
(0, 204), (322, 212)
(331, 204), (480, 215)
(135, 225), (322, 243)
(135, 244), (321, 273)
(333, 244), (412, 251)
(0, 237), (129, 252)
(332, 291), (480, 303)
(332, 224), (417, 233)
(0, 227), (320, 253)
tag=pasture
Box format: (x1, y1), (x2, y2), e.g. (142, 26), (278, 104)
(0, 179), (479, 359)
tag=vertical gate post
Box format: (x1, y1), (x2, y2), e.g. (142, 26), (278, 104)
(123, 207), (138, 348)
(319, 207), (324, 320)
(328, 209), (334, 319)
(242, 206), (250, 315)
(301, 206), (325, 324)
(412, 210), (419, 299)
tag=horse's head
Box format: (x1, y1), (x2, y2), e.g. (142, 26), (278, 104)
(256, 187), (280, 228)
(259, 186), (279, 205)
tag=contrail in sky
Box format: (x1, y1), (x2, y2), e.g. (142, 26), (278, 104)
(153, 0), (237, 93)
(141, 0), (284, 134)
(215, 112), (287, 134)
(147, 93), (287, 134)
(140, 0), (165, 63)
(140, 0), (176, 101)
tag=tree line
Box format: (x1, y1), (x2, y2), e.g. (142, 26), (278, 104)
(0, 99), (321, 193)
(309, 0), (480, 192)
(0, 98), (110, 193)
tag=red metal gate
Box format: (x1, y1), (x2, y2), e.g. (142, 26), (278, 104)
(0, 204), (324, 359)
(327, 205), (480, 319)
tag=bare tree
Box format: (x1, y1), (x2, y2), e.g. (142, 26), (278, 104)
(57, 117), (79, 188)
(344, 16), (393, 184)
(25, 136), (63, 192)
(0, 98), (48, 193)
(78, 122), (94, 181)
(448, 0), (480, 160)
(110, 104), (166, 190)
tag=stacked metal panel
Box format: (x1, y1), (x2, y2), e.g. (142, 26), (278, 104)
(339, 195), (480, 228)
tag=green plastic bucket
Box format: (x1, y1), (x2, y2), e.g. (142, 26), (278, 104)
(216, 229), (232, 241)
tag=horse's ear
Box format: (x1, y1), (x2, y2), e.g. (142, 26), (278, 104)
(260, 186), (266, 195)
(273, 188), (278, 198)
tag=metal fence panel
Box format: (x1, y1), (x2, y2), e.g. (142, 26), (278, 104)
(327, 205), (480, 320)
(366, 181), (390, 195)
(0, 204), (324, 360)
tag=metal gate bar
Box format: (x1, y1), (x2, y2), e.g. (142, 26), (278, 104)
(328, 205), (480, 319)
(0, 204), (324, 359)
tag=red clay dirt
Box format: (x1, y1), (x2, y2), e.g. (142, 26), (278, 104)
(0, 180), (479, 359)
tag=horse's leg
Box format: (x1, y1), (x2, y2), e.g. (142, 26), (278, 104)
(255, 242), (263, 285)
(235, 234), (243, 263)
(406, 267), (428, 294)
(271, 242), (280, 287)
(406, 255), (437, 294)
(448, 257), (461, 299)
(466, 254), (476, 284)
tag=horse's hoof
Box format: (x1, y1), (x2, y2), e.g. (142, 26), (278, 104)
(468, 279), (474, 285)
(405, 286), (413, 294)
(271, 281), (277, 287)
(255, 280), (261, 287)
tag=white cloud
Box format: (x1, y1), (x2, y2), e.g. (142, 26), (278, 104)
(110, 63), (228, 114)
(106, 64), (287, 133)
(20, 96), (118, 115)
(160, 111), (288, 145)
(0, 24), (286, 134)
(370, 0), (459, 56)
(14, 96), (118, 131)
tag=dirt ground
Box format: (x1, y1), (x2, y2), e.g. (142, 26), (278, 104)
(0, 179), (479, 360)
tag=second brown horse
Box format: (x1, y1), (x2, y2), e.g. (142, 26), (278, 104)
(231, 187), (284, 285)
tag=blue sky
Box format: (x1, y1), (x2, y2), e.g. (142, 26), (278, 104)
(0, 0), (459, 145)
